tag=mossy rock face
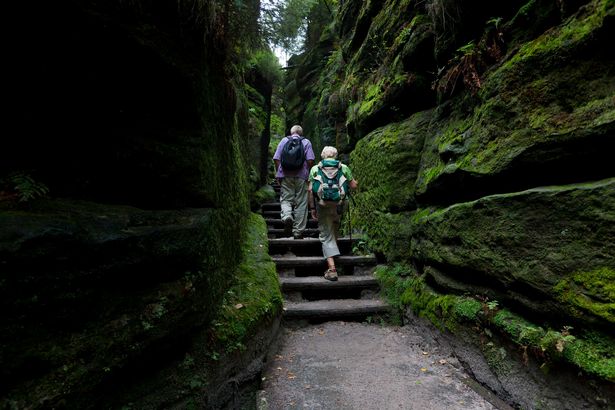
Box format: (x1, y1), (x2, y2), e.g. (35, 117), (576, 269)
(415, 0), (615, 205)
(0, 199), (246, 407)
(238, 72), (273, 188)
(103, 213), (282, 408)
(411, 178), (615, 327)
(1, 0), (259, 406)
(343, 0), (436, 138)
(350, 111), (431, 257)
(554, 267), (615, 324)
(284, 4), (335, 137)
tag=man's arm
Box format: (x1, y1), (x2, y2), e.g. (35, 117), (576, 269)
(305, 140), (316, 173)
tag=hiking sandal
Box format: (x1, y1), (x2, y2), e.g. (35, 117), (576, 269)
(324, 268), (338, 281)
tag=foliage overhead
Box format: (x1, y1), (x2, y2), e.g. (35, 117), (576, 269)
(259, 0), (320, 55)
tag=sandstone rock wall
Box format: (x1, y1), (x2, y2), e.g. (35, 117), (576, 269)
(1, 0), (276, 407)
(289, 0), (615, 399)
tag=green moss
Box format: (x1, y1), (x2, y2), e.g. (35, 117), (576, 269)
(357, 83), (384, 117)
(210, 213), (283, 353)
(251, 185), (276, 208)
(554, 267), (615, 324)
(501, 0), (611, 70)
(349, 113), (431, 259)
(411, 207), (433, 223)
(564, 332), (615, 381)
(377, 263), (615, 381)
(484, 308), (614, 380)
(517, 0), (537, 17)
(493, 310), (545, 345)
(419, 162), (446, 188)
(413, 0), (614, 202)
(454, 298), (482, 322)
(399, 276), (458, 331)
(376, 264), (482, 331)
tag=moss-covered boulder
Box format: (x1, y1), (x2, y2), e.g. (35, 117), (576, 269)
(411, 178), (615, 328)
(415, 0), (615, 204)
(0, 199), (243, 407)
(350, 111), (431, 257)
(0, 0), (267, 406)
(101, 213), (283, 408)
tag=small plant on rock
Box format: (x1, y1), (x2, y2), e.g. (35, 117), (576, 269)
(0, 172), (49, 202)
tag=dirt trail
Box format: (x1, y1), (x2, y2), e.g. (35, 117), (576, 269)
(260, 322), (500, 410)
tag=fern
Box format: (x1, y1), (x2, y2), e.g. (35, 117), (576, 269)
(9, 173), (49, 202)
(487, 17), (503, 29)
(456, 41), (476, 56)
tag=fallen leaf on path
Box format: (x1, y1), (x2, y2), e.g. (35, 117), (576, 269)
(304, 385), (311, 389)
(317, 329), (325, 335)
(287, 372), (296, 379)
(420, 368), (428, 372)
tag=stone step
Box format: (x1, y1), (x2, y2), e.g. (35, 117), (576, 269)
(272, 255), (376, 268)
(280, 275), (378, 291)
(265, 219), (318, 228)
(262, 202), (281, 211)
(262, 210), (282, 218)
(269, 237), (353, 256)
(283, 299), (390, 319)
(262, 211), (316, 220)
(269, 237), (353, 246)
(268, 228), (319, 238)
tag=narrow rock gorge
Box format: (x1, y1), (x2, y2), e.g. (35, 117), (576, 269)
(1, 0), (613, 408)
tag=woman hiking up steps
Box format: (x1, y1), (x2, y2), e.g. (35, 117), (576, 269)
(308, 146), (358, 281)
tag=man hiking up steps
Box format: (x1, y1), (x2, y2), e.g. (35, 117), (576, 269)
(273, 125), (315, 239)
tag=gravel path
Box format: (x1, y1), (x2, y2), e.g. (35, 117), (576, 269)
(261, 322), (497, 410)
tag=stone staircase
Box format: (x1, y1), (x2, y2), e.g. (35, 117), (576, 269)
(263, 184), (389, 321)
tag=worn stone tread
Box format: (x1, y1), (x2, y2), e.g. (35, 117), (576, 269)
(261, 202), (281, 211)
(269, 237), (354, 246)
(268, 228), (319, 236)
(265, 219), (318, 228)
(272, 255), (376, 267)
(280, 275), (378, 291)
(283, 299), (389, 318)
(262, 211), (316, 221)
(262, 211), (282, 218)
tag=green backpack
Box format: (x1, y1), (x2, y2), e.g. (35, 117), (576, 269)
(312, 159), (349, 205)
